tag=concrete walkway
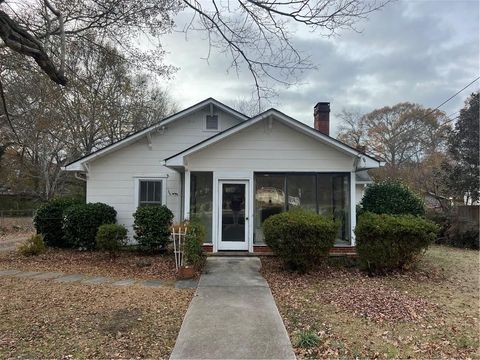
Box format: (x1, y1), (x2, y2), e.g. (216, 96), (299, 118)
(170, 257), (295, 360)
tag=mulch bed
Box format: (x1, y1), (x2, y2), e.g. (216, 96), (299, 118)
(0, 248), (178, 281)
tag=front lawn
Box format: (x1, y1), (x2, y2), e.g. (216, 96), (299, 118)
(0, 277), (193, 358)
(0, 248), (177, 280)
(262, 245), (479, 359)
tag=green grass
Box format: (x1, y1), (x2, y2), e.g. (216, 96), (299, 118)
(294, 330), (321, 348)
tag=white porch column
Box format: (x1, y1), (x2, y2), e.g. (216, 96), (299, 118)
(350, 171), (356, 246)
(184, 170), (191, 220)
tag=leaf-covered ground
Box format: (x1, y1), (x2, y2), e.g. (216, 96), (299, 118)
(0, 248), (177, 280)
(262, 246), (480, 359)
(0, 277), (193, 359)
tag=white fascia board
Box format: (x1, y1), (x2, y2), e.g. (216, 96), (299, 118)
(63, 163), (86, 172)
(64, 98), (248, 171)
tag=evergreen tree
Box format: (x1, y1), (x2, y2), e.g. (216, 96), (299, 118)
(445, 92), (480, 204)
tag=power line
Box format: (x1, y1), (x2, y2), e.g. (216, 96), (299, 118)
(426, 76), (480, 117)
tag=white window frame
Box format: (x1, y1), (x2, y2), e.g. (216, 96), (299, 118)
(203, 114), (220, 132)
(133, 176), (168, 208)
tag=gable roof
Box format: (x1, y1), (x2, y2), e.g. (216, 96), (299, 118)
(164, 108), (383, 170)
(63, 98), (248, 171)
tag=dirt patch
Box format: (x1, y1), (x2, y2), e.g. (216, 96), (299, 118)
(99, 308), (144, 335)
(0, 277), (193, 359)
(0, 248), (177, 280)
(0, 231), (34, 251)
(0, 217), (34, 233)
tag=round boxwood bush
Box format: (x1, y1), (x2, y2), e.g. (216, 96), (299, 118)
(355, 212), (438, 274)
(63, 202), (117, 250)
(133, 205), (174, 252)
(34, 198), (81, 247)
(361, 179), (425, 216)
(263, 208), (338, 273)
(96, 224), (128, 256)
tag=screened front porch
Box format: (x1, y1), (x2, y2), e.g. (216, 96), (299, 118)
(188, 171), (352, 248)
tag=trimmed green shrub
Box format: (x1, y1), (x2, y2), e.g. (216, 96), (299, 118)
(34, 198), (81, 247)
(184, 217), (206, 268)
(263, 208), (338, 273)
(96, 224), (128, 256)
(63, 203), (117, 249)
(133, 205), (173, 252)
(18, 234), (46, 256)
(355, 212), (438, 274)
(361, 179), (425, 216)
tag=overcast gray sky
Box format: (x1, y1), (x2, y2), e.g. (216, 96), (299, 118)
(161, 0), (479, 135)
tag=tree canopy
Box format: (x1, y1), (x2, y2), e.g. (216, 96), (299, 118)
(443, 92), (479, 204)
(336, 102), (452, 206)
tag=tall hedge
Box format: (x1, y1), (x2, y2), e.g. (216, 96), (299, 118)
(355, 212), (438, 274)
(133, 205), (173, 252)
(63, 202), (117, 249)
(361, 179), (425, 216)
(34, 198), (81, 247)
(263, 209), (338, 272)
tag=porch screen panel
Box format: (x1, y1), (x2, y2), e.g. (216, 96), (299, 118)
(332, 174), (350, 244)
(286, 174), (316, 211)
(317, 174), (351, 245)
(254, 174), (286, 244)
(190, 172), (213, 243)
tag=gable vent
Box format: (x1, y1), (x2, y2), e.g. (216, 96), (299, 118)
(206, 114), (219, 130)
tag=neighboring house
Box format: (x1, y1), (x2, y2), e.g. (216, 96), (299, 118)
(354, 170), (373, 205)
(64, 98), (383, 253)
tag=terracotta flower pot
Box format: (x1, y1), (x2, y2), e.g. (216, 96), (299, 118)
(178, 265), (195, 279)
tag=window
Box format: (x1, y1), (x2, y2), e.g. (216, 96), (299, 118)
(139, 180), (163, 207)
(254, 173), (351, 245)
(205, 115), (219, 130)
(254, 174), (285, 244)
(190, 172), (213, 243)
(286, 174), (317, 212)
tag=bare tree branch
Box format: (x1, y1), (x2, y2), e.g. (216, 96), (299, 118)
(0, 8), (67, 85)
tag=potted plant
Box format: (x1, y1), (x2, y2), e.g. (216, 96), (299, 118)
(176, 218), (206, 279)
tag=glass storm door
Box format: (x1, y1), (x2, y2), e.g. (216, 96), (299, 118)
(218, 181), (249, 250)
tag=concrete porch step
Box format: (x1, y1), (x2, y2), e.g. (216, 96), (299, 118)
(208, 251), (274, 257)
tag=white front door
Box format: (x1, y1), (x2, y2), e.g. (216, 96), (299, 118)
(218, 180), (249, 251)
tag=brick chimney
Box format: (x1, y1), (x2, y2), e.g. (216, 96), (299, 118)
(314, 102), (330, 135)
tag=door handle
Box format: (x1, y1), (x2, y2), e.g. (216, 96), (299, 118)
(245, 217), (249, 221)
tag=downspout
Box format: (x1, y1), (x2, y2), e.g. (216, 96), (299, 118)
(74, 172), (87, 182)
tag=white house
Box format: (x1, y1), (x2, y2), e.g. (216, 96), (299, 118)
(64, 98), (382, 253)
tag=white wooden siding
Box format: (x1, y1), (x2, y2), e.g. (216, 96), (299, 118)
(186, 119), (355, 172)
(86, 109), (241, 235)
